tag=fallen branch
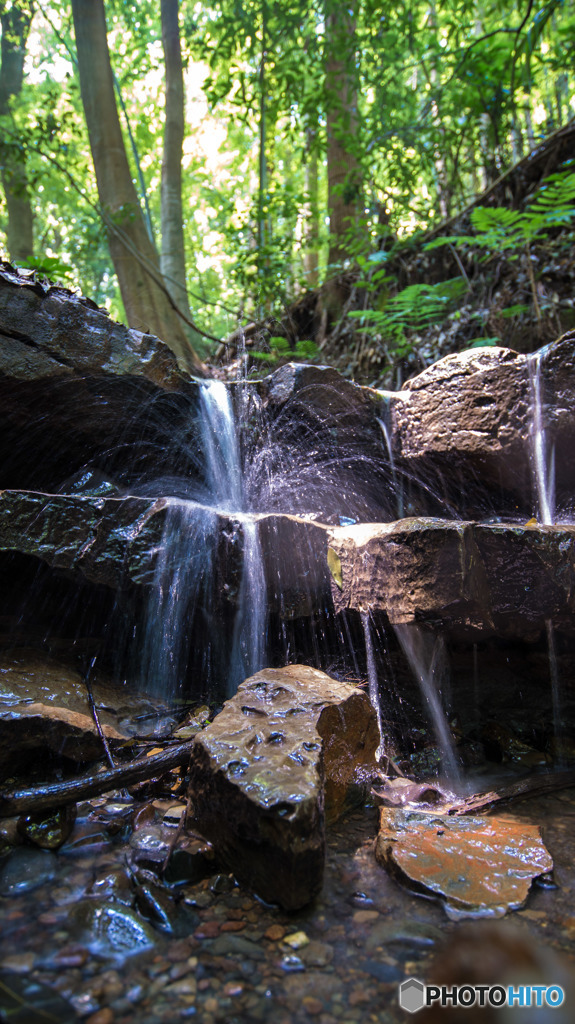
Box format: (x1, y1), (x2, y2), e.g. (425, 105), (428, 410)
(0, 743), (193, 817)
(446, 768), (575, 816)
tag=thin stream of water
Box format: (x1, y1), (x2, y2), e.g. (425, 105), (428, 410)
(528, 349), (555, 526)
(394, 622), (461, 787)
(361, 610), (384, 760)
(546, 618), (562, 760)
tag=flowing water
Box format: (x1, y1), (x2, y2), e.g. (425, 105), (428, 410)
(139, 381), (267, 701)
(377, 418), (404, 519)
(361, 610), (384, 760)
(528, 349), (555, 525)
(393, 623), (461, 788)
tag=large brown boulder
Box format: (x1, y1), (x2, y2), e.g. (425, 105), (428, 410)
(188, 665), (379, 909)
(390, 346), (531, 516)
(328, 517), (575, 640)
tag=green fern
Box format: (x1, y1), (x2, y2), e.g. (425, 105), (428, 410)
(426, 168), (575, 255)
(349, 278), (467, 339)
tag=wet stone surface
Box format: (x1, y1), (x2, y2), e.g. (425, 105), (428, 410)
(0, 788), (574, 1022)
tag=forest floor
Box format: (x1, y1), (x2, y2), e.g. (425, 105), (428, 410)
(216, 121), (575, 390)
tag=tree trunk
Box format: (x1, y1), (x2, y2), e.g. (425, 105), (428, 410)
(71, 0), (204, 374)
(160, 0), (203, 353)
(325, 0), (360, 267)
(304, 128), (320, 289)
(323, 0), (361, 315)
(0, 0), (34, 262)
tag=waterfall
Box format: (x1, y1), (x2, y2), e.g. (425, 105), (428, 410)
(528, 350), (555, 525)
(361, 610), (384, 759)
(546, 618), (563, 761)
(394, 622), (461, 787)
(140, 380), (266, 701)
(378, 418), (404, 519)
(200, 380), (244, 511)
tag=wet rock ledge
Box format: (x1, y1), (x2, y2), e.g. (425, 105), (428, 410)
(328, 517), (575, 640)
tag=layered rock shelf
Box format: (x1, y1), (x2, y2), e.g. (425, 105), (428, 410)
(328, 517), (575, 640)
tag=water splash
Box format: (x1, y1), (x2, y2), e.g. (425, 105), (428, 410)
(528, 350), (555, 525)
(394, 622), (461, 787)
(361, 610), (384, 759)
(377, 418), (404, 519)
(200, 380), (244, 511)
(229, 516), (267, 695)
(139, 381), (268, 700)
(141, 500), (217, 699)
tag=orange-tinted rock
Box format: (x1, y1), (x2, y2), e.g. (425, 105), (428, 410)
(0, 701), (127, 771)
(188, 666), (379, 910)
(375, 807), (553, 919)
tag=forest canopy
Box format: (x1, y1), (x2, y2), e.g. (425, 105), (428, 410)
(0, 0), (574, 377)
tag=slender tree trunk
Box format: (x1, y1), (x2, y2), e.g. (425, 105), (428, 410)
(304, 127), (319, 289)
(160, 0), (203, 353)
(71, 0), (204, 374)
(0, 0), (34, 262)
(325, 0), (361, 270)
(323, 0), (361, 317)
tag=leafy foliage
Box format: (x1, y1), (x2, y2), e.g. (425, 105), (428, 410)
(348, 278), (467, 352)
(426, 170), (575, 255)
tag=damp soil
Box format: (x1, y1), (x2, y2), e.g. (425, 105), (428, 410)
(0, 788), (574, 1023)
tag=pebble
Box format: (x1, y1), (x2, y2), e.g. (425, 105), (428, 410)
(0, 847), (59, 895)
(1, 952), (35, 973)
(283, 931), (310, 950)
(302, 996), (324, 1015)
(220, 920), (245, 932)
(194, 920), (220, 939)
(265, 924), (286, 941)
(166, 977), (197, 997)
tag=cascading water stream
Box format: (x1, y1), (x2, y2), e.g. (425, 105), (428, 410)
(361, 610), (384, 760)
(546, 618), (562, 760)
(377, 418), (404, 519)
(141, 380), (267, 700)
(394, 622), (461, 787)
(527, 352), (565, 754)
(528, 349), (555, 526)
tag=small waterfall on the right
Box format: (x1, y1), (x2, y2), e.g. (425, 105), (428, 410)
(361, 610), (384, 759)
(528, 350), (563, 754)
(528, 348), (555, 526)
(394, 622), (461, 788)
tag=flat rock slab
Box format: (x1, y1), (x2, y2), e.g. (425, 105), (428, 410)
(0, 702), (127, 772)
(0, 650), (175, 740)
(375, 807), (553, 920)
(0, 490), (328, 617)
(188, 665), (379, 910)
(0, 264), (186, 389)
(328, 517), (575, 639)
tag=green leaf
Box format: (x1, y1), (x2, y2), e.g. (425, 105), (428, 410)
(327, 547), (343, 590)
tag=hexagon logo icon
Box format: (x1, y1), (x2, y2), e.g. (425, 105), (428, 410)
(399, 977), (426, 1014)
